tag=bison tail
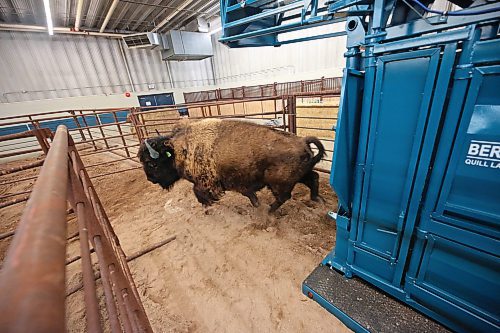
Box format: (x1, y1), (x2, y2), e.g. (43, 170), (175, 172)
(305, 137), (326, 165)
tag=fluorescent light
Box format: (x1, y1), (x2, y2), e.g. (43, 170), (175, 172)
(43, 0), (54, 35)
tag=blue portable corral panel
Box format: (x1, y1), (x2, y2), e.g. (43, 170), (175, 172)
(328, 31), (500, 333)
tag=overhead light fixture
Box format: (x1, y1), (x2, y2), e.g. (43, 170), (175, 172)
(43, 0), (54, 35)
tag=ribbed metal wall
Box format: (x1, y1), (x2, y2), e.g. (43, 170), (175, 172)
(0, 31), (214, 103)
(211, 23), (347, 85)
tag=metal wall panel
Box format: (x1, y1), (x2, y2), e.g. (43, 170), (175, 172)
(0, 31), (214, 103)
(210, 23), (347, 85)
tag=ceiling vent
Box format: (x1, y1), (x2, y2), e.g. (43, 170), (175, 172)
(122, 32), (161, 50)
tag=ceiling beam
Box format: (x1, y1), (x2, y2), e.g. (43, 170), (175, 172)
(167, 0), (218, 31)
(151, 0), (197, 32)
(74, 0), (84, 31)
(0, 23), (126, 38)
(100, 0), (119, 32)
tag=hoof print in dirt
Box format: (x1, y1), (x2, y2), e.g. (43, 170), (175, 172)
(235, 206), (248, 215)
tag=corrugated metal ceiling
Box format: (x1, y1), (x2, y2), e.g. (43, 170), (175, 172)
(0, 0), (220, 33)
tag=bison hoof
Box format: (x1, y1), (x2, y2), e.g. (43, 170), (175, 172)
(250, 199), (260, 208)
(204, 207), (215, 215)
(268, 205), (280, 213)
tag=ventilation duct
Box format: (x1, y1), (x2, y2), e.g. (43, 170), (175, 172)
(160, 30), (213, 61)
(122, 30), (212, 61)
(122, 32), (161, 49)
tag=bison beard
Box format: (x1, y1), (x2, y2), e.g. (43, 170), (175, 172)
(138, 119), (326, 212)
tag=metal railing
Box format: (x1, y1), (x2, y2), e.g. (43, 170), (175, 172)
(0, 125), (153, 332)
(183, 76), (342, 103)
(0, 89), (339, 330)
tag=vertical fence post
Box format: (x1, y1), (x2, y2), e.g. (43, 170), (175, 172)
(112, 111), (131, 158)
(32, 124), (51, 155)
(139, 112), (149, 139)
(69, 110), (87, 142)
(79, 111), (98, 150)
(216, 89), (221, 115)
(287, 96), (297, 134)
(129, 108), (144, 143)
(93, 110), (110, 149)
(27, 116), (50, 154)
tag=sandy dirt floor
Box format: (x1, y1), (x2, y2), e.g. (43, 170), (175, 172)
(1, 153), (351, 333)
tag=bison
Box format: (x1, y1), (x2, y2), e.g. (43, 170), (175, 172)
(138, 119), (326, 212)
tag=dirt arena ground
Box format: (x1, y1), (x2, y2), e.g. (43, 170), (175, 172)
(1, 154), (351, 333)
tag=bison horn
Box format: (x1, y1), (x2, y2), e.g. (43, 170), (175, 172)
(144, 139), (160, 159)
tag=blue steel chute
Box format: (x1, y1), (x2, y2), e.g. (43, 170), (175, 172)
(219, 1), (500, 332)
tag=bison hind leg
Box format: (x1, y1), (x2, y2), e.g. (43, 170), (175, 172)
(243, 191), (260, 207)
(300, 171), (324, 203)
(268, 184), (293, 213)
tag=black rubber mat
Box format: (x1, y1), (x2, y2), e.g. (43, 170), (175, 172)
(303, 265), (451, 333)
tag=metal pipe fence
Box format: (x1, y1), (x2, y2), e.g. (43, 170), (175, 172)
(0, 125), (153, 332)
(183, 76), (342, 103)
(1, 109), (141, 199)
(0, 88), (339, 331)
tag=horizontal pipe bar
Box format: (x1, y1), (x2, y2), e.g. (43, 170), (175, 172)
(0, 230), (15, 241)
(85, 157), (135, 168)
(0, 23), (127, 38)
(65, 248), (95, 265)
(0, 190), (32, 200)
(0, 109), (131, 127)
(126, 235), (177, 261)
(0, 159), (44, 176)
(0, 195), (30, 209)
(135, 96), (282, 116)
(224, 1), (303, 29)
(296, 126), (333, 131)
(89, 166), (142, 179)
(0, 175), (38, 186)
(67, 120), (130, 132)
(0, 125), (68, 332)
(314, 167), (331, 174)
(0, 147), (42, 159)
(220, 16), (345, 43)
(276, 31), (347, 46)
(295, 116), (338, 120)
(66, 235), (176, 297)
(0, 129), (48, 142)
(80, 144), (140, 157)
(75, 133), (135, 145)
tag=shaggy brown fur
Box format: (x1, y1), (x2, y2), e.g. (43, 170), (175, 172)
(138, 119), (325, 212)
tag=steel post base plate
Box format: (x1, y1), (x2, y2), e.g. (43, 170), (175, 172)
(303, 265), (450, 333)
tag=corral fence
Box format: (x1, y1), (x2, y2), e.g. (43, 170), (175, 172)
(0, 87), (339, 329)
(1, 108), (142, 210)
(130, 91), (339, 173)
(183, 77), (342, 103)
(0, 125), (152, 332)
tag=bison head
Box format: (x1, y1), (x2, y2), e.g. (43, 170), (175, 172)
(137, 136), (180, 190)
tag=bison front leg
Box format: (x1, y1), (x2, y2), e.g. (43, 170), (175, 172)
(193, 184), (215, 206)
